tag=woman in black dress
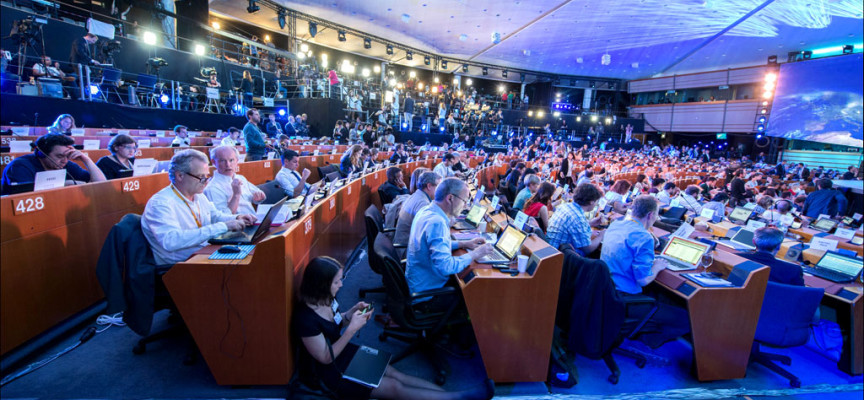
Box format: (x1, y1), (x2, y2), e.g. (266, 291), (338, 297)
(96, 134), (137, 179)
(293, 257), (493, 400)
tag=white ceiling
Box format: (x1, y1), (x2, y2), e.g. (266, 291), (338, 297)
(209, 0), (863, 82)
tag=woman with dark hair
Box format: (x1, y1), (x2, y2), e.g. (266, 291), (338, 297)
(240, 70), (254, 107)
(293, 257), (492, 400)
(523, 182), (556, 231)
(47, 114), (76, 135)
(96, 134), (137, 179)
(604, 179), (632, 214)
(632, 173), (647, 195)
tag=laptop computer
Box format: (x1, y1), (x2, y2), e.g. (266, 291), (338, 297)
(804, 251), (864, 283)
(728, 207), (753, 225)
(811, 218), (838, 234)
(209, 197), (287, 245)
(453, 204), (487, 230)
(153, 160), (172, 173)
(476, 224), (528, 265)
(659, 236), (710, 271)
(716, 228), (756, 251)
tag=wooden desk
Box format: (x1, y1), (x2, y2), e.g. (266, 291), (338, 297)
(161, 159), (438, 385)
(454, 186), (563, 383)
(651, 227), (770, 381)
(789, 227), (863, 257)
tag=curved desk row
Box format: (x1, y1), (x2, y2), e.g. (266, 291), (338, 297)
(0, 149), (384, 355)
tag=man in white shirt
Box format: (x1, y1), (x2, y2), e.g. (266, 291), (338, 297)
(204, 146), (266, 215)
(656, 182), (677, 207)
(275, 149), (311, 198)
(142, 149), (255, 265)
(171, 125), (190, 147)
(394, 171), (441, 246)
(220, 127), (242, 147)
(433, 153), (458, 178)
(678, 185), (703, 214)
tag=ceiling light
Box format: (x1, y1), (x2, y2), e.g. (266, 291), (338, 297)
(576, 57), (583, 63)
(537, 111), (544, 118)
(406, 51), (413, 60)
(417, 82), (424, 90)
(424, 55), (431, 65)
(338, 30), (347, 41)
(459, 34), (468, 41)
(482, 67), (488, 75)
(246, 0), (259, 14)
(300, 43), (309, 52)
(373, 65), (381, 73)
(362, 68), (370, 77)
(466, 78), (473, 86)
(434, 77), (439, 83)
(601, 53), (611, 65)
(502, 70), (508, 78)
(409, 71), (416, 78)
(386, 45), (394, 55)
(363, 38), (372, 49)
(441, 60), (448, 69)
(462, 64), (469, 73)
(143, 31), (157, 45)
(401, 13), (411, 23)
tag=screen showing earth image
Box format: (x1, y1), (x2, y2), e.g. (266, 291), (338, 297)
(768, 53), (863, 148)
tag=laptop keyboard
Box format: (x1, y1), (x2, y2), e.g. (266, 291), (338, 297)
(804, 267), (852, 283)
(483, 251), (508, 262)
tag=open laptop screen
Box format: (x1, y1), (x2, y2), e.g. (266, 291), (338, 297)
(662, 237), (709, 266)
(817, 252), (864, 277)
(496, 225), (527, 259)
(729, 207), (752, 223)
(812, 218), (837, 232)
(731, 228), (755, 246)
(465, 204), (486, 225)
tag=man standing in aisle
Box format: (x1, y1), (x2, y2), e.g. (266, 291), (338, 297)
(243, 108), (267, 161)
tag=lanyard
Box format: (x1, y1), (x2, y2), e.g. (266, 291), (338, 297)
(171, 185), (202, 228)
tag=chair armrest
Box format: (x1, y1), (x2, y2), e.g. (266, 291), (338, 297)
(382, 227), (396, 233)
(621, 294), (655, 306)
(393, 243), (407, 249)
(411, 286), (457, 301)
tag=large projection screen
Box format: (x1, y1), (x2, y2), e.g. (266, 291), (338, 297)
(768, 53), (863, 147)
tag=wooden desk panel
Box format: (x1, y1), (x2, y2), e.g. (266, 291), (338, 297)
(790, 227), (863, 256)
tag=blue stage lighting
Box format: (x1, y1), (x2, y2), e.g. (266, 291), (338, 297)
(757, 116), (767, 124)
(89, 84), (100, 96)
(756, 124), (765, 132)
(421, 124), (427, 131)
(756, 134), (763, 139)
(401, 122), (408, 129)
(160, 94), (170, 104)
(439, 126), (445, 133)
(278, 108), (286, 116)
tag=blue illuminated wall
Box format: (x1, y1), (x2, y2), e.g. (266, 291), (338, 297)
(767, 53), (863, 147)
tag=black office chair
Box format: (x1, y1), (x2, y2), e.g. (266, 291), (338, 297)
(377, 186), (396, 205)
(257, 180), (286, 204)
(135, 73), (158, 107)
(750, 281), (824, 387)
(325, 171), (341, 183)
(359, 204), (400, 299)
(374, 233), (465, 385)
(556, 244), (659, 384)
(99, 68), (124, 104)
(95, 214), (196, 364)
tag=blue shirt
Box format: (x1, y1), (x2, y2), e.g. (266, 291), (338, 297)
(600, 219), (657, 295)
(802, 189), (847, 218)
(242, 122), (267, 155)
(406, 203), (472, 301)
(513, 187), (532, 210)
(1, 153), (91, 188)
(546, 202), (592, 251)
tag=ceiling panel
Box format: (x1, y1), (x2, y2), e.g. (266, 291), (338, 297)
(209, 0), (863, 80)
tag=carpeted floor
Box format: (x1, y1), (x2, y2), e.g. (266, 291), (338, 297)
(0, 244), (861, 399)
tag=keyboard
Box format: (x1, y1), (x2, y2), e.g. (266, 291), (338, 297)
(804, 267), (853, 283)
(480, 251), (508, 263)
(662, 257), (697, 271)
(452, 220), (476, 230)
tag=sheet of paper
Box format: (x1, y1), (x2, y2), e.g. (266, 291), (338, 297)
(809, 237), (838, 252)
(132, 158), (157, 176)
(137, 140), (151, 148)
(255, 203), (291, 224)
(780, 214), (795, 227)
(746, 220), (766, 230)
(9, 140), (32, 153)
(70, 128), (86, 136)
(34, 169), (66, 191)
(83, 140), (100, 150)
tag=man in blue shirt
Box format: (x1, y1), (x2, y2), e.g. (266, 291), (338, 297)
(1, 133), (106, 193)
(546, 183), (606, 256)
(802, 179), (847, 219)
(600, 195), (690, 348)
(243, 108), (267, 161)
(406, 178), (492, 307)
(513, 174), (539, 210)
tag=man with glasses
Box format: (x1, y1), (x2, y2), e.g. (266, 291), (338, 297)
(204, 146), (266, 215)
(405, 178), (492, 308)
(142, 149), (255, 265)
(1, 133), (106, 193)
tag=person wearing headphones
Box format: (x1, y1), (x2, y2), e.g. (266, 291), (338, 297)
(1, 134), (106, 191)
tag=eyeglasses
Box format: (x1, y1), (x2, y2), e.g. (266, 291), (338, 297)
(451, 194), (469, 205)
(120, 145), (139, 151)
(184, 172), (211, 184)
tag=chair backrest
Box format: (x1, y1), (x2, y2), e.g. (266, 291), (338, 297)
(378, 185), (395, 205)
(257, 180), (285, 204)
(755, 281), (824, 347)
(364, 205), (384, 274)
(102, 68), (122, 83)
(325, 171), (341, 182)
(136, 73), (157, 88)
(374, 234), (415, 326)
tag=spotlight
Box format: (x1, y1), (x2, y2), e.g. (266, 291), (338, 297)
(363, 38), (372, 49)
(431, 86), (438, 93)
(482, 67), (488, 75)
(762, 101), (769, 106)
(604, 117), (612, 124)
(843, 45), (854, 54)
(300, 43), (309, 52)
(537, 111), (544, 118)
(264, 34), (270, 42)
(528, 111), (534, 117)
(756, 124), (765, 132)
(424, 56), (431, 65)
(308, 22), (317, 37)
(466, 78), (473, 86)
(406, 51), (413, 60)
(143, 31), (157, 45)
(441, 60), (448, 69)
(362, 68), (370, 77)
(761, 108), (768, 114)
(756, 134), (763, 139)
(386, 45), (394, 55)
(278, 109), (286, 116)
(409, 71), (416, 78)
(89, 84), (100, 96)
(277, 8), (287, 29)
(160, 94), (170, 104)
(498, 85), (504, 93)
(417, 82), (424, 90)
(553, 111), (560, 117)
(194, 44), (206, 56)
(576, 116), (581, 122)
(502, 70), (508, 78)
(590, 115), (598, 122)
(762, 91), (773, 99)
(802, 50), (812, 60)
(439, 126), (445, 133)
(765, 73), (777, 82)
(767, 55), (777, 64)
(462, 64), (469, 73)
(434, 77), (439, 83)
(373, 65), (381, 73)
(401, 122), (408, 130)
(246, 0), (259, 14)
(758, 116), (767, 124)
(338, 30), (347, 41)
(211, 21), (220, 30)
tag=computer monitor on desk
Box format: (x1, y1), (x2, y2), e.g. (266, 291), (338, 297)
(728, 207), (752, 225)
(811, 218), (838, 234)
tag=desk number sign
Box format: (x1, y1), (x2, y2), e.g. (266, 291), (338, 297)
(514, 211), (529, 231)
(13, 196), (45, 215)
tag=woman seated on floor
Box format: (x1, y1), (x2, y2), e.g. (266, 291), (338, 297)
(293, 256), (493, 400)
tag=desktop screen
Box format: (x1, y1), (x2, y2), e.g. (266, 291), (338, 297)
(768, 53), (863, 147)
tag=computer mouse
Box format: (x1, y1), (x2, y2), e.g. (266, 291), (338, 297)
(218, 245), (242, 254)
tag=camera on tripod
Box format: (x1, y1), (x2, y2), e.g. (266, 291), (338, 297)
(10, 16), (47, 46)
(148, 57), (168, 68)
(99, 40), (122, 64)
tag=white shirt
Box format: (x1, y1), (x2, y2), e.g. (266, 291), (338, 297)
(433, 162), (454, 178)
(142, 185), (236, 265)
(172, 136), (190, 147)
(203, 172), (264, 215)
(220, 136), (239, 147)
(275, 166), (308, 197)
(656, 190), (673, 206)
(678, 193), (703, 214)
